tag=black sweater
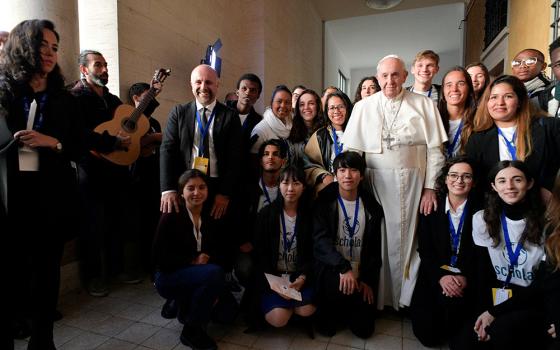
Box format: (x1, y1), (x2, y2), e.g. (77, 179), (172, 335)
(253, 197), (314, 288)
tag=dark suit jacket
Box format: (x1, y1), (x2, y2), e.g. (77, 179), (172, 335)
(152, 206), (220, 273)
(465, 117), (560, 191)
(160, 100), (241, 196)
(1, 79), (84, 240)
(416, 196), (477, 291)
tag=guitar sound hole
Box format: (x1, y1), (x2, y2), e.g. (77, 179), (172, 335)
(122, 118), (137, 133)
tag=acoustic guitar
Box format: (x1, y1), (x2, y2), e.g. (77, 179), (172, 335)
(92, 68), (170, 166)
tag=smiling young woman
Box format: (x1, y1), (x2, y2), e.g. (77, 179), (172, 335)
(466, 75), (560, 197)
(471, 160), (547, 349)
(410, 156), (480, 348)
(437, 66), (477, 159)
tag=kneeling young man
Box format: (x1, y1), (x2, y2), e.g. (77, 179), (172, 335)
(313, 151), (384, 338)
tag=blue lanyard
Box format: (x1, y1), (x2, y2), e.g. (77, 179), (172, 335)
(260, 176), (272, 205)
(337, 194), (359, 259)
(500, 211), (524, 287)
(195, 108), (216, 157)
(497, 128), (517, 160)
(280, 212), (297, 272)
(447, 120), (463, 158)
(23, 93), (48, 130)
(447, 201), (468, 267)
(332, 128), (343, 156)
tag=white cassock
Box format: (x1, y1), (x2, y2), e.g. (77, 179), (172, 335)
(342, 89), (447, 309)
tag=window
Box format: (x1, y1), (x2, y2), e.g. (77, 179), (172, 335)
(552, 0), (560, 41)
(338, 70), (348, 94)
(484, 0), (508, 49)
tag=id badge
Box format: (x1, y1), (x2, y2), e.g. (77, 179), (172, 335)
(281, 273), (290, 282)
(492, 287), (512, 306)
(193, 156), (209, 174)
(440, 264), (462, 274)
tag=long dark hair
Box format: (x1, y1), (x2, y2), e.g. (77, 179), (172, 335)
(438, 66), (477, 153)
(353, 76), (380, 103)
(433, 155), (477, 200)
(324, 91), (353, 130)
(474, 75), (533, 160)
(546, 169), (560, 270)
(289, 89), (324, 143)
(0, 19), (64, 92)
(484, 160), (544, 247)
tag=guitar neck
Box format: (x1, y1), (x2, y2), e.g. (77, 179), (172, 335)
(130, 87), (158, 122)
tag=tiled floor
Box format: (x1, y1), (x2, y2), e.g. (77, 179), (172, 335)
(14, 280), (450, 350)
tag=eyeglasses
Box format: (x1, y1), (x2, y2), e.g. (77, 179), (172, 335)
(328, 105), (346, 112)
(447, 173), (473, 183)
(511, 57), (540, 68)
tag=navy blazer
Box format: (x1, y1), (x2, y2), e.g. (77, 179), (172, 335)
(465, 117), (560, 190)
(160, 100), (241, 196)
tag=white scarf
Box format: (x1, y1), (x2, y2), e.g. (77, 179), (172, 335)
(262, 107), (292, 139)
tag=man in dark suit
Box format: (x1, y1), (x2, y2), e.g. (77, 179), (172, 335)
(160, 64), (241, 220)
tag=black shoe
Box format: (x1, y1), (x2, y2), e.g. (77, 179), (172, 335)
(302, 317), (315, 339)
(12, 319), (30, 339)
(52, 310), (63, 322)
(180, 323), (217, 350)
(161, 299), (178, 319)
(315, 321), (335, 337)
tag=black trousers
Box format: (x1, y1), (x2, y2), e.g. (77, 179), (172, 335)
(410, 272), (474, 350)
(8, 172), (66, 350)
(317, 268), (377, 338)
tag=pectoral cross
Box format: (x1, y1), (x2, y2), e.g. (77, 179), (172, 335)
(383, 133), (395, 150)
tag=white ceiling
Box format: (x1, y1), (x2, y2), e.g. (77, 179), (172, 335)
(326, 2), (466, 70)
(310, 0), (465, 21)
(323, 2), (466, 90)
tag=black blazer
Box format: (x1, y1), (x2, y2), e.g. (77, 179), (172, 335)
(312, 182), (383, 289)
(1, 80), (84, 240)
(160, 100), (241, 196)
(152, 206), (220, 273)
(465, 117), (560, 190)
(416, 196), (477, 288)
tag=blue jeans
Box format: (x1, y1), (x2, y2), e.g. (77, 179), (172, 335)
(154, 264), (225, 325)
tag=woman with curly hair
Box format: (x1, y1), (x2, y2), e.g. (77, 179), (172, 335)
(410, 156), (479, 349)
(0, 19), (84, 349)
(353, 76), (380, 104)
(437, 67), (477, 158)
(472, 160), (546, 349)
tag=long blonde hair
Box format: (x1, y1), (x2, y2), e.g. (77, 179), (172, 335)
(473, 75), (533, 160)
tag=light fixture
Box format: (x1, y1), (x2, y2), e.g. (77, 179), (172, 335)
(365, 0), (403, 10)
